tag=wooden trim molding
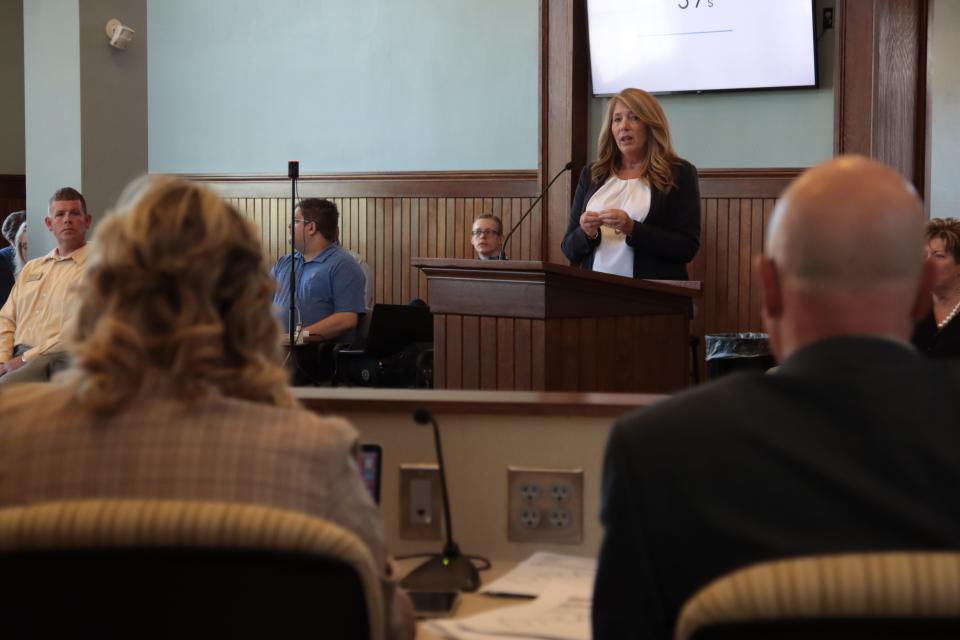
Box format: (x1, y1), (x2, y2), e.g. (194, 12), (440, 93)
(697, 168), (803, 199)
(833, 0), (928, 190)
(294, 387), (667, 417)
(542, 0), (589, 264)
(179, 170), (538, 199)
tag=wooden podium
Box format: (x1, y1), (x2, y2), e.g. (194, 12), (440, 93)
(412, 259), (699, 393)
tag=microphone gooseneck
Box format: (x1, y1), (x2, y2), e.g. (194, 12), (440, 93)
(399, 407), (481, 592)
(414, 408), (456, 553)
(498, 161), (574, 260)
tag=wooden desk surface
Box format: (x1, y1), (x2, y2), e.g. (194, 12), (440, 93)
(397, 559), (526, 640)
(294, 386), (666, 417)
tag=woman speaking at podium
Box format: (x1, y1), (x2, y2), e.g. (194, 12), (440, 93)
(561, 87), (701, 280)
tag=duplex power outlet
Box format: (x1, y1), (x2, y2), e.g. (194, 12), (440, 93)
(507, 467), (583, 544)
(399, 464), (443, 540)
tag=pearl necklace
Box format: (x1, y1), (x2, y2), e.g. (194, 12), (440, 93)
(937, 299), (960, 330)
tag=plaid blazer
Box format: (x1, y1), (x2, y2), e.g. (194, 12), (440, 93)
(0, 381), (412, 640)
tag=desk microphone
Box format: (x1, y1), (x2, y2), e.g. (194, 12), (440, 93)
(399, 408), (481, 592)
(499, 161), (573, 260)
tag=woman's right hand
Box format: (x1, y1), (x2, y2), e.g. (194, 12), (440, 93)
(580, 211), (602, 239)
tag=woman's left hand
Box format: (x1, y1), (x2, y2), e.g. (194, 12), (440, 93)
(599, 209), (636, 236)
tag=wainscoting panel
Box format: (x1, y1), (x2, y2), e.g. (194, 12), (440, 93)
(224, 194), (537, 306)
(688, 196), (776, 340)
(433, 312), (687, 393)
(205, 171), (538, 306)
(201, 168), (797, 342)
(691, 169), (797, 341)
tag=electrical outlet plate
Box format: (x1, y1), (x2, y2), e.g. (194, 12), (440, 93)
(399, 464), (443, 540)
(507, 467), (583, 543)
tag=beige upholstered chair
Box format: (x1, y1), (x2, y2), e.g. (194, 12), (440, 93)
(0, 499), (384, 640)
(676, 552), (960, 640)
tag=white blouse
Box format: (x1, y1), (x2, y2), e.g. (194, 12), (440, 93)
(586, 175), (651, 278)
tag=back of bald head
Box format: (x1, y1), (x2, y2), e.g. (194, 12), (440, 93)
(766, 155), (924, 293)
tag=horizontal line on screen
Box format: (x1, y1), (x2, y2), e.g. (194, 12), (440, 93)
(637, 29), (733, 37)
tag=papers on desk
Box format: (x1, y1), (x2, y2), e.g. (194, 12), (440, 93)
(427, 552), (597, 640)
(479, 552), (597, 598)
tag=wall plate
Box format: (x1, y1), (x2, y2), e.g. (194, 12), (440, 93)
(507, 467), (583, 543)
(399, 464), (443, 540)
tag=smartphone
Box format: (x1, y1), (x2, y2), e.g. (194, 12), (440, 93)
(359, 443), (382, 504)
(407, 590), (461, 618)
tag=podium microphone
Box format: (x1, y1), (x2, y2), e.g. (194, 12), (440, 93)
(499, 161), (573, 260)
(400, 408), (481, 592)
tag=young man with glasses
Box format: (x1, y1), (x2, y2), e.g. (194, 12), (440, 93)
(271, 198), (366, 345)
(471, 213), (505, 260)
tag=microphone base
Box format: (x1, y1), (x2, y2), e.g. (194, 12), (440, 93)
(400, 553), (480, 593)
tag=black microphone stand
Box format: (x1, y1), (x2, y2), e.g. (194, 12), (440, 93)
(287, 161), (299, 347)
(499, 161), (573, 260)
(400, 408), (481, 592)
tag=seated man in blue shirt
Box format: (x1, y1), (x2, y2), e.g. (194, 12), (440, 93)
(272, 198), (366, 344)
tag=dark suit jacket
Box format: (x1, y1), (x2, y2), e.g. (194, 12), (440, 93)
(561, 160), (701, 280)
(912, 310), (960, 358)
(593, 337), (960, 640)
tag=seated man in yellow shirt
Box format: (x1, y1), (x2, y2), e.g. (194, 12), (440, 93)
(0, 187), (92, 383)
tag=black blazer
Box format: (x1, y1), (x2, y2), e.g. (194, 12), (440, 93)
(561, 160), (701, 280)
(593, 337), (960, 640)
(911, 310), (960, 358)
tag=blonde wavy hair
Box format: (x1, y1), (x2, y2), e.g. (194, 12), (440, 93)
(592, 88), (679, 193)
(67, 175), (294, 412)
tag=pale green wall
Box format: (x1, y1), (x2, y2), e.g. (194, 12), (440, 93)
(928, 0), (960, 217)
(147, 0), (540, 174)
(588, 0), (835, 169)
(24, 0), (82, 258)
(23, 0), (148, 259)
(15, 1), (843, 183)
(0, 0), (25, 174)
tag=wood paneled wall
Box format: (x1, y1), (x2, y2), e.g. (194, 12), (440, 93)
(0, 175), (26, 247)
(690, 168), (798, 340)
(201, 168), (797, 340)
(223, 193), (538, 306)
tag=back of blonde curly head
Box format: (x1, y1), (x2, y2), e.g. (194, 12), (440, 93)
(68, 175), (294, 412)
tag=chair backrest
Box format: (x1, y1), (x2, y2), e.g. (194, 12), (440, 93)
(676, 552), (960, 640)
(362, 303), (432, 356)
(0, 499), (384, 640)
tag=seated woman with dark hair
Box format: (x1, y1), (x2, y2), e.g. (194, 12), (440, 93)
(0, 176), (413, 639)
(912, 217), (960, 358)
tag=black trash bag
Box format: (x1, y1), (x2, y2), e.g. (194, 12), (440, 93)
(705, 332), (776, 379)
